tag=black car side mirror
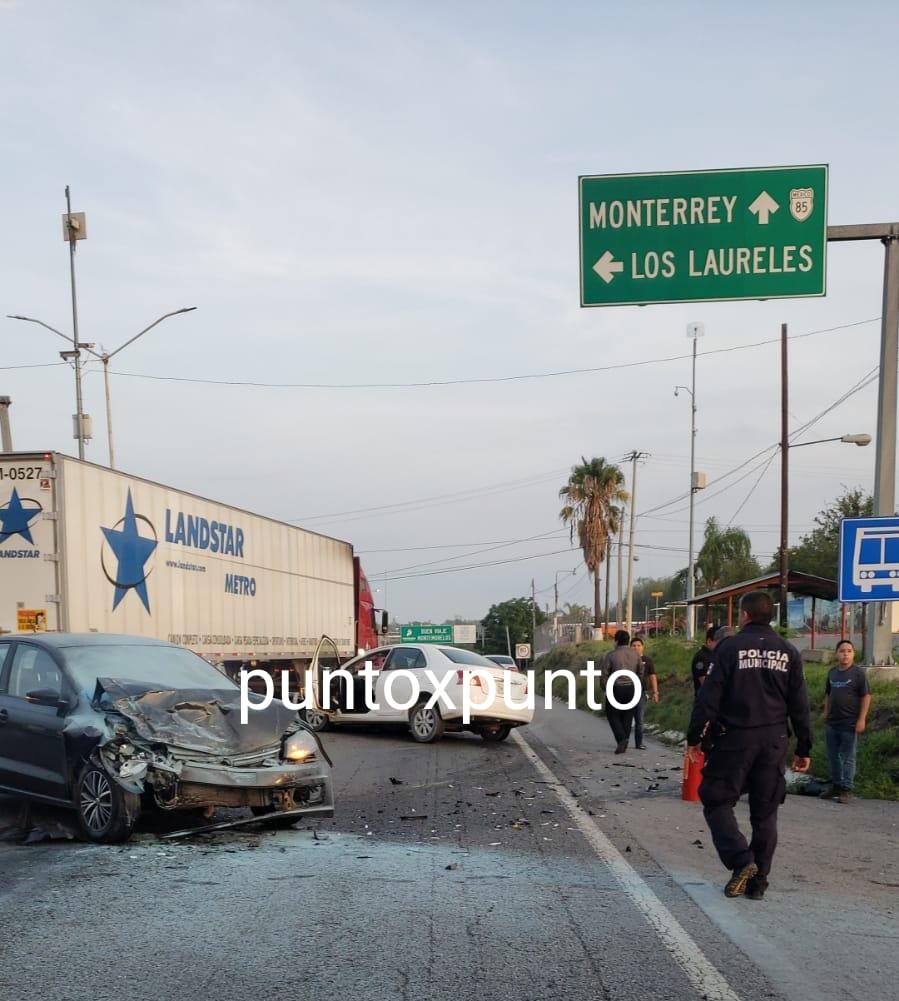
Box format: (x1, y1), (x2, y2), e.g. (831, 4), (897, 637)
(26, 688), (70, 712)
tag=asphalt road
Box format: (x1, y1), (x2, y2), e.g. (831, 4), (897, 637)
(0, 705), (895, 1001)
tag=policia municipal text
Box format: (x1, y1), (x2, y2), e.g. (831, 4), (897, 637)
(687, 590), (811, 900)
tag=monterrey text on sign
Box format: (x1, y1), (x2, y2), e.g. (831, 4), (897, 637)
(579, 165), (828, 306)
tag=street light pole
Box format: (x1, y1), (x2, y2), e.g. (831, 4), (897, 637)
(8, 307), (195, 468)
(64, 186), (87, 459)
(624, 450), (648, 634)
(687, 325), (701, 640)
(103, 356), (114, 468)
(99, 307), (196, 468)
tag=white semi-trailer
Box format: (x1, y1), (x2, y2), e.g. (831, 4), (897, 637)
(0, 452), (385, 665)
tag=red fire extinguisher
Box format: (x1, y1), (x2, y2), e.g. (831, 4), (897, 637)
(682, 747), (704, 802)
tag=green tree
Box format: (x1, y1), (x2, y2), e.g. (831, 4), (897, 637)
(480, 597), (547, 655)
(696, 517), (761, 592)
(770, 487), (873, 579)
(559, 457), (628, 629)
(629, 575), (679, 618)
(562, 601), (592, 620)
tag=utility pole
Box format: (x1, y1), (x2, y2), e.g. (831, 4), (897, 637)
(604, 543), (612, 639)
(531, 578), (537, 654)
(685, 322), (703, 640)
(616, 514), (624, 628)
(779, 323), (790, 627)
(624, 450), (649, 634)
(0, 397), (11, 451)
(63, 185), (90, 460)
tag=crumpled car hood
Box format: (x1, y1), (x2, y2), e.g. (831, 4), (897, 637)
(93, 678), (299, 757)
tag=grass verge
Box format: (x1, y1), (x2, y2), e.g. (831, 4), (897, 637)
(533, 636), (899, 800)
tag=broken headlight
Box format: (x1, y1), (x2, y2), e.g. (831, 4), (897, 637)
(282, 730), (318, 763)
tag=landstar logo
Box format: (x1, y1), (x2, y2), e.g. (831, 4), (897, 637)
(101, 490), (158, 613)
(0, 487), (43, 547)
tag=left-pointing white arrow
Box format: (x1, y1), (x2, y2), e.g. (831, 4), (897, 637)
(593, 250), (624, 284)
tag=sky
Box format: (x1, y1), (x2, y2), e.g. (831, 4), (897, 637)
(2, 0), (897, 623)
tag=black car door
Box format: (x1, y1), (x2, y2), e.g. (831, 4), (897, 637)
(0, 642), (16, 791)
(0, 642), (70, 802)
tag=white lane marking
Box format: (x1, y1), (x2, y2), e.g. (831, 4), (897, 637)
(513, 730), (743, 1001)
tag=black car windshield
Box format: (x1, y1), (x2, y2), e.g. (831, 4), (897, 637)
(61, 644), (234, 694)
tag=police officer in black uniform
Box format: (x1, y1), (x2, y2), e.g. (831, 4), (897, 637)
(687, 590), (811, 900)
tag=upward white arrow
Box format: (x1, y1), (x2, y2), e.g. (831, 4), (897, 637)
(593, 250), (624, 284)
(749, 191), (779, 225)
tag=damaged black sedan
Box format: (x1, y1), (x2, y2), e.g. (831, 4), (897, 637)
(0, 634), (334, 843)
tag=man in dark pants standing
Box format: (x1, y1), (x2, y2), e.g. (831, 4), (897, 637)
(687, 591), (811, 900)
(602, 630), (643, 754)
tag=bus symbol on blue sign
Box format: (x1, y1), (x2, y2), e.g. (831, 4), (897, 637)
(838, 517), (899, 601)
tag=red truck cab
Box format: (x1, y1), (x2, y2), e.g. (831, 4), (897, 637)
(354, 558), (387, 653)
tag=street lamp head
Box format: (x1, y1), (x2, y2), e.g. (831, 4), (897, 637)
(841, 433), (872, 446)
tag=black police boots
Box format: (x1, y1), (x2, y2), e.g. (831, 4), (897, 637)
(724, 861), (758, 898)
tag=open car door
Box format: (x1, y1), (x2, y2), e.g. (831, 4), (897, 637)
(309, 635), (342, 713)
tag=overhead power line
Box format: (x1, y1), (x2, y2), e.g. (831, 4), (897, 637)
(105, 317), (879, 391)
(291, 467), (569, 524)
(370, 529), (568, 576)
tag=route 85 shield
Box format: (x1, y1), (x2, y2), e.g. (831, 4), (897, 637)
(790, 187), (814, 222)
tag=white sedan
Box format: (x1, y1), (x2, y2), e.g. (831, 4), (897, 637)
(304, 642), (533, 743)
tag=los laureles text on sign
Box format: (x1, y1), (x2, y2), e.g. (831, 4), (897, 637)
(588, 195), (815, 278)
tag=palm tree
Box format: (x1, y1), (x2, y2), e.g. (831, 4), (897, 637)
(695, 517), (761, 592)
(559, 457), (628, 630)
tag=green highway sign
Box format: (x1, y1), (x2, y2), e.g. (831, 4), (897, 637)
(400, 624), (454, 644)
(579, 165), (828, 306)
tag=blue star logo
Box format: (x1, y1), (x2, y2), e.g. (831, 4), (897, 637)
(0, 488), (43, 545)
(101, 490), (158, 613)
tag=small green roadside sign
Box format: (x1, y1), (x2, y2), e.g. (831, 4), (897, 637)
(400, 624), (454, 644)
(579, 165), (828, 307)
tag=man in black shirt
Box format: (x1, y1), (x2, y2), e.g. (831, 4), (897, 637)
(821, 639), (871, 804)
(691, 627), (718, 695)
(630, 635), (659, 749)
(601, 630), (642, 754)
(687, 591), (811, 901)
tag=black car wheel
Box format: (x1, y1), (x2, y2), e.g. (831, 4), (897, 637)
(75, 764), (140, 844)
(301, 708), (330, 732)
(480, 724), (512, 743)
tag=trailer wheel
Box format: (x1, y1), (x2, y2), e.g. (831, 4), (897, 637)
(301, 708), (330, 732)
(409, 699), (444, 743)
(75, 765), (140, 844)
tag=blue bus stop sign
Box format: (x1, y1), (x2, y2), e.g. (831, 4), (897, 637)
(838, 516), (899, 602)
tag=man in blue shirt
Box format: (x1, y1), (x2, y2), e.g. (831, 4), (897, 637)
(821, 639), (871, 804)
